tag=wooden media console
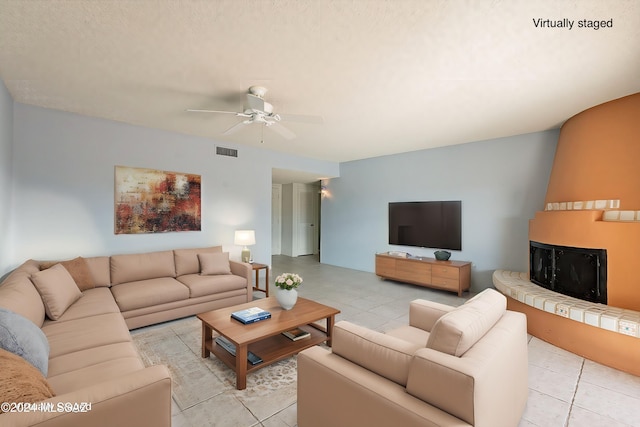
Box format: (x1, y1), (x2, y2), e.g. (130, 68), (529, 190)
(375, 253), (471, 296)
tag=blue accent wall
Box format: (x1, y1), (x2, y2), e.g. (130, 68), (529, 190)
(320, 130), (559, 291)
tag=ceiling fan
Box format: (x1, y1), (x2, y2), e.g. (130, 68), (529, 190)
(187, 86), (322, 140)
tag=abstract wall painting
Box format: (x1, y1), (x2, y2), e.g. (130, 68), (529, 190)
(115, 166), (201, 234)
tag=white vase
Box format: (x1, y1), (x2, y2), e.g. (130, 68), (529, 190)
(276, 288), (298, 310)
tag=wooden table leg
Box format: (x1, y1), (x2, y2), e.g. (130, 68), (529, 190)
(326, 315), (335, 347)
(253, 265), (270, 297)
(201, 323), (211, 358)
(254, 269), (259, 294)
(235, 344), (248, 390)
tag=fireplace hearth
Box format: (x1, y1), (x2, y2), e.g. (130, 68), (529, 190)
(530, 241), (607, 304)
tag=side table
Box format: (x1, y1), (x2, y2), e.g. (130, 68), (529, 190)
(251, 263), (269, 297)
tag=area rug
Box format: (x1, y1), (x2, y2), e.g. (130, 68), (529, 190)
(131, 316), (298, 415)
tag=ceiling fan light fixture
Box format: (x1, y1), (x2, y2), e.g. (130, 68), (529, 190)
(262, 101), (274, 114)
(248, 86), (268, 98)
(187, 85), (321, 141)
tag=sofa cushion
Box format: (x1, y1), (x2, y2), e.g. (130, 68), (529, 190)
(332, 321), (422, 386)
(177, 273), (248, 298)
(110, 250), (176, 285)
(385, 325), (430, 347)
(198, 252), (231, 275)
(30, 264), (82, 321)
(110, 278), (189, 312)
(0, 348), (55, 412)
(48, 356), (145, 395)
(174, 246), (222, 276)
(42, 312), (132, 358)
(0, 308), (50, 376)
(409, 299), (456, 333)
(48, 342), (141, 378)
(426, 288), (506, 357)
(84, 256), (112, 287)
(40, 257), (95, 291)
(0, 260), (46, 327)
(44, 287), (120, 323)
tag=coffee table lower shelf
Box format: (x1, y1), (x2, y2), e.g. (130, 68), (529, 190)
(198, 297), (339, 390)
(205, 324), (327, 381)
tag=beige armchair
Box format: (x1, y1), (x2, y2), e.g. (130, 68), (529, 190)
(297, 289), (528, 427)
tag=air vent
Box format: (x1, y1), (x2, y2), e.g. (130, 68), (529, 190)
(216, 146), (238, 158)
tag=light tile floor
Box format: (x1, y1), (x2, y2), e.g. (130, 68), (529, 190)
(159, 254), (640, 426)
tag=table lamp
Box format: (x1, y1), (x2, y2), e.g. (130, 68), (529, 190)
(234, 230), (255, 263)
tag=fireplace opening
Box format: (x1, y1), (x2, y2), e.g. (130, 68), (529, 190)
(530, 241), (607, 304)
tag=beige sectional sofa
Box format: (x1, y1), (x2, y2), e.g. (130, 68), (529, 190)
(109, 246), (252, 329)
(297, 289), (528, 427)
(0, 246), (252, 426)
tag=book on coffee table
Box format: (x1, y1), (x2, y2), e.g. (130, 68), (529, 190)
(231, 307), (271, 324)
(214, 336), (263, 365)
(282, 327), (311, 341)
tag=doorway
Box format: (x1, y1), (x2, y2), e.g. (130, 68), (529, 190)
(271, 181), (321, 261)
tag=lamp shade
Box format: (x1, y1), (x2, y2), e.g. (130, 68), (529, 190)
(234, 230), (256, 246)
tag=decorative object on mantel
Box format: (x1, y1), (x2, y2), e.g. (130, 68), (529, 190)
(274, 273), (303, 310)
(234, 229), (256, 263)
(114, 166), (201, 234)
(434, 250), (451, 261)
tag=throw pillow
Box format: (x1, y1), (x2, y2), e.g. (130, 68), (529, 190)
(198, 252), (231, 275)
(30, 264), (82, 321)
(0, 348), (55, 412)
(426, 289), (506, 357)
(40, 257), (95, 291)
(0, 308), (50, 376)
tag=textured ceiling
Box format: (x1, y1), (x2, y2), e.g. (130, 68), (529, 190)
(0, 0), (639, 166)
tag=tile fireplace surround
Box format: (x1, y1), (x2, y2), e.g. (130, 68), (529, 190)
(494, 268), (640, 376)
(493, 270), (640, 338)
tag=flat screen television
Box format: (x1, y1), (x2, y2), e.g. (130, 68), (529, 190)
(388, 201), (462, 250)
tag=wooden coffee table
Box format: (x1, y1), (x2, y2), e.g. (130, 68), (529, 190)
(197, 297), (340, 390)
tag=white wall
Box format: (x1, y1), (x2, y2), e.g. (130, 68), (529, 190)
(280, 183), (294, 256)
(7, 103), (338, 271)
(0, 81), (13, 276)
(320, 130), (559, 291)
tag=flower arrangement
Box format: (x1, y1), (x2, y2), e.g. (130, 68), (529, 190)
(274, 273), (303, 291)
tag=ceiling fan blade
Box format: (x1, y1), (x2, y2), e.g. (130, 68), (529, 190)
(186, 109), (238, 114)
(223, 120), (250, 135)
(268, 122), (296, 140)
(278, 113), (324, 124)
